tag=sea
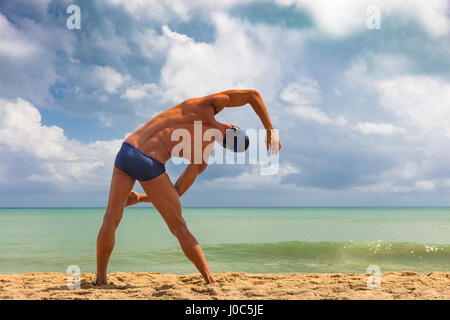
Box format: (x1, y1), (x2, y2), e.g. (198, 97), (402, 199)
(1, 207), (450, 274)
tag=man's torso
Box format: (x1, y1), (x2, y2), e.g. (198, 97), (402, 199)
(124, 98), (223, 164)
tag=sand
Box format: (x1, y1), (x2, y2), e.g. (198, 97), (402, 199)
(0, 271), (449, 300)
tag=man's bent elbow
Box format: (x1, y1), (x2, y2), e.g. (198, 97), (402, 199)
(246, 89), (261, 103)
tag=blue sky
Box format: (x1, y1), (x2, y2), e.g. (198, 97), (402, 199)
(0, 0), (450, 207)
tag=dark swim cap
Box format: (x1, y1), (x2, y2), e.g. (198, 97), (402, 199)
(222, 126), (249, 153)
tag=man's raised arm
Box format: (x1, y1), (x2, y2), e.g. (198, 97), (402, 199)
(205, 89), (281, 154)
(207, 90), (273, 130)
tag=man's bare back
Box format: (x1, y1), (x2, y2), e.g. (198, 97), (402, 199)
(123, 89), (280, 164)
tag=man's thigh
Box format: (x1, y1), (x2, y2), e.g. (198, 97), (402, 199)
(139, 173), (185, 228)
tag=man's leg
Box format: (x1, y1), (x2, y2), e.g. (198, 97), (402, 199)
(140, 173), (215, 284)
(96, 167), (135, 285)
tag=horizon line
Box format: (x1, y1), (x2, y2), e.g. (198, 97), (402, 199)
(1, 206), (450, 209)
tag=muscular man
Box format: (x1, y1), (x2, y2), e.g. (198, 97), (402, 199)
(95, 89), (281, 285)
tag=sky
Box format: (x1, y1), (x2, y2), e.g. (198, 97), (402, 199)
(0, 0), (450, 207)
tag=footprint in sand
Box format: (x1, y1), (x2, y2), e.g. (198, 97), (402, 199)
(191, 287), (218, 295)
(180, 278), (203, 285)
(155, 284), (174, 291)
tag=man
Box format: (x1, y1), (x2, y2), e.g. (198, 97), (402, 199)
(95, 89), (281, 285)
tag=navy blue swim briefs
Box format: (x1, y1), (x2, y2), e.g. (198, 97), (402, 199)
(114, 142), (166, 181)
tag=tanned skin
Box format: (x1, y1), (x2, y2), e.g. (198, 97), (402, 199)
(95, 90), (281, 285)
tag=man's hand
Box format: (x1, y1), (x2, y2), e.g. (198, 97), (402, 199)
(225, 123), (281, 155)
(125, 190), (152, 207)
(125, 190), (140, 207)
(265, 128), (281, 155)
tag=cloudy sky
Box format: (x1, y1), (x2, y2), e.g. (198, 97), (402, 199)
(0, 0), (450, 207)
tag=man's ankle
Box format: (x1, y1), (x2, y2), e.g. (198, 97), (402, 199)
(95, 274), (107, 285)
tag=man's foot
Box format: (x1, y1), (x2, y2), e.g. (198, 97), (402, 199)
(95, 275), (108, 286)
(204, 274), (216, 284)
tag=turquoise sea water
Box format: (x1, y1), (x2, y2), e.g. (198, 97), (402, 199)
(1, 207), (450, 274)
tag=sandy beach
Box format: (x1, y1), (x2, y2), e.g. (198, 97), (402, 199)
(0, 271), (449, 300)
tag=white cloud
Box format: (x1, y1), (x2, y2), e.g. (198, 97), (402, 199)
(355, 179), (443, 193)
(355, 122), (406, 135)
(0, 98), (122, 189)
(0, 10), (76, 105)
(406, 0), (450, 37)
(352, 159), (450, 193)
(92, 66), (127, 94)
(276, 0), (450, 37)
(289, 106), (328, 124)
(157, 13), (296, 104)
(415, 180), (435, 190)
(376, 75), (450, 137)
(280, 78), (321, 107)
(343, 63), (450, 194)
(0, 14), (36, 59)
(275, 0), (369, 38)
(344, 56), (450, 138)
(104, 0), (256, 21)
(288, 106), (348, 127)
(282, 77), (406, 136)
(121, 83), (158, 101)
(6, 0), (53, 20)
(0, 98), (70, 160)
(352, 161), (436, 193)
(205, 163), (300, 190)
(105, 0), (170, 20)
(344, 54), (415, 89)
(162, 24), (191, 43)
(379, 162), (420, 183)
(90, 28), (131, 58)
(131, 13), (292, 109)
(281, 77), (348, 126)
(135, 28), (171, 59)
(397, 162), (419, 180)
(353, 182), (411, 193)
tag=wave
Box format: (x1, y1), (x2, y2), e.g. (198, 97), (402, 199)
(196, 241), (450, 273)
